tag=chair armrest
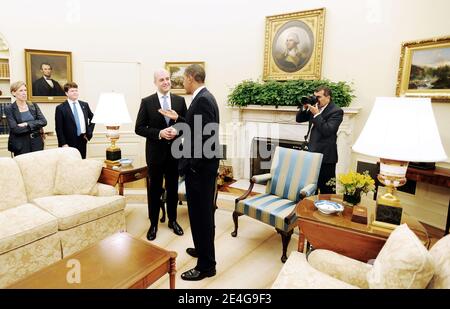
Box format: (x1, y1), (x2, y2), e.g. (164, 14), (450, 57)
(91, 183), (118, 196)
(251, 173), (272, 185)
(308, 249), (372, 289)
(235, 180), (255, 203)
(272, 252), (359, 289)
(300, 183), (317, 199)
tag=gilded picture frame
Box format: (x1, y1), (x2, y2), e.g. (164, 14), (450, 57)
(396, 36), (450, 101)
(25, 49), (72, 103)
(165, 61), (205, 95)
(263, 8), (326, 80)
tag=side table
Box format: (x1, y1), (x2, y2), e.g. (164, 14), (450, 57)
(98, 165), (148, 195)
(296, 194), (430, 262)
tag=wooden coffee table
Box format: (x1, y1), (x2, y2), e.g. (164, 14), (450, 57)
(296, 194), (430, 262)
(8, 232), (177, 289)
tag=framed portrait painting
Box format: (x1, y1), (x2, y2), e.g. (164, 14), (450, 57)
(165, 61), (205, 95)
(263, 8), (325, 80)
(25, 49), (72, 103)
(396, 36), (450, 101)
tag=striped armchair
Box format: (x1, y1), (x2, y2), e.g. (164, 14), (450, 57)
(232, 146), (323, 262)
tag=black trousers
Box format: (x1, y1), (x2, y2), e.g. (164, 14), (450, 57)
(317, 163), (336, 194)
(185, 159), (218, 272)
(68, 135), (87, 159)
(148, 156), (179, 227)
(13, 134), (44, 157)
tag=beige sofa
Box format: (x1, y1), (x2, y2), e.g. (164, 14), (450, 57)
(0, 148), (126, 287)
(272, 224), (450, 289)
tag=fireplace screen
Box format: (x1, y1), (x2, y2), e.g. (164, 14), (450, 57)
(250, 137), (308, 177)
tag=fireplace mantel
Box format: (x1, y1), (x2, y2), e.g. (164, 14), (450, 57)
(227, 104), (362, 179)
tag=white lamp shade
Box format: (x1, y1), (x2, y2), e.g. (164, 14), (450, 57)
(92, 92), (132, 125)
(352, 97), (447, 162)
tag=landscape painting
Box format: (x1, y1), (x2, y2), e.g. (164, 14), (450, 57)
(396, 36), (450, 101)
(409, 47), (450, 90)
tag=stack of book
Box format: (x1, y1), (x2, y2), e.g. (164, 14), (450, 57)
(0, 61), (9, 78)
(0, 103), (10, 134)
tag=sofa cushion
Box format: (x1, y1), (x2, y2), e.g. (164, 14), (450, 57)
(14, 148), (81, 200)
(33, 195), (126, 230)
(0, 204), (58, 255)
(54, 158), (103, 195)
(0, 158), (28, 211)
(272, 251), (358, 289)
(428, 234), (450, 289)
(308, 249), (372, 289)
(367, 224), (434, 289)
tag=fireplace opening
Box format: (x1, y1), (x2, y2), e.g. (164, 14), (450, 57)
(250, 137), (307, 177)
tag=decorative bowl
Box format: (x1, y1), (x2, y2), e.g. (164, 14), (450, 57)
(314, 200), (344, 215)
(119, 158), (133, 167)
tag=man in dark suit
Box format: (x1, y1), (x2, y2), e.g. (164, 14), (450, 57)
(161, 64), (220, 281)
(296, 86), (344, 194)
(32, 63), (65, 97)
(135, 69), (187, 241)
(55, 82), (95, 159)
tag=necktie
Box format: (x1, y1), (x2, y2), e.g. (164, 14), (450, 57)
(72, 102), (82, 136)
(162, 95), (170, 125)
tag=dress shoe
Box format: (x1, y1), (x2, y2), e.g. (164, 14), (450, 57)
(168, 221), (184, 236)
(181, 268), (216, 281)
(146, 226), (157, 241)
(186, 247), (198, 258)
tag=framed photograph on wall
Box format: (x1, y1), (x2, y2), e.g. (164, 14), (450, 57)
(25, 49), (72, 103)
(396, 36), (450, 101)
(263, 8), (326, 80)
(165, 61), (205, 95)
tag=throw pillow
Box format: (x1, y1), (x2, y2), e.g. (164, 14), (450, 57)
(428, 234), (450, 289)
(54, 158), (103, 195)
(367, 224), (434, 289)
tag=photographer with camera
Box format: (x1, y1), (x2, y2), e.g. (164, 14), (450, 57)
(296, 86), (343, 194)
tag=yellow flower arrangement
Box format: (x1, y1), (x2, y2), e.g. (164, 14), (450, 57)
(327, 170), (376, 196)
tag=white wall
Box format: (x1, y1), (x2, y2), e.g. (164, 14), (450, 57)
(0, 0), (449, 227)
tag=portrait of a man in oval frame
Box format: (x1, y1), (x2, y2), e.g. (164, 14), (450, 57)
(263, 8), (325, 80)
(272, 20), (314, 73)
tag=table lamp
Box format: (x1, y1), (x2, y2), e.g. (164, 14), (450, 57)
(352, 97), (447, 228)
(92, 92), (131, 166)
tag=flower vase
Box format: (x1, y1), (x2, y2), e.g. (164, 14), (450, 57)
(343, 192), (361, 207)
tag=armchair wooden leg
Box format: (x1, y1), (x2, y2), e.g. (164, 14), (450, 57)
(231, 211), (242, 237)
(277, 229), (293, 263)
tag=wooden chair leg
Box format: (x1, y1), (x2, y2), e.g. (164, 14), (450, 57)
(277, 229), (293, 263)
(231, 211), (242, 237)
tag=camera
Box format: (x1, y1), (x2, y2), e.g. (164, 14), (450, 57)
(300, 95), (318, 105)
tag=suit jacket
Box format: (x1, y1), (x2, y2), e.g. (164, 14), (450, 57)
(32, 77), (65, 96)
(179, 87), (220, 174)
(55, 100), (95, 147)
(296, 102), (343, 164)
(135, 93), (187, 165)
(5, 102), (47, 153)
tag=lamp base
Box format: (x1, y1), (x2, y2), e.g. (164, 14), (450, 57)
(371, 220), (400, 230)
(374, 192), (403, 226)
(105, 159), (121, 167)
(106, 147), (121, 162)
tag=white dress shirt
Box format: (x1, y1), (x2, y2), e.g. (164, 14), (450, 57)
(45, 77), (54, 88)
(157, 91), (172, 110)
(192, 85), (206, 101)
(68, 99), (86, 134)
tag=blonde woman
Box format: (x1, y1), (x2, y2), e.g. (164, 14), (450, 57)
(5, 81), (47, 156)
